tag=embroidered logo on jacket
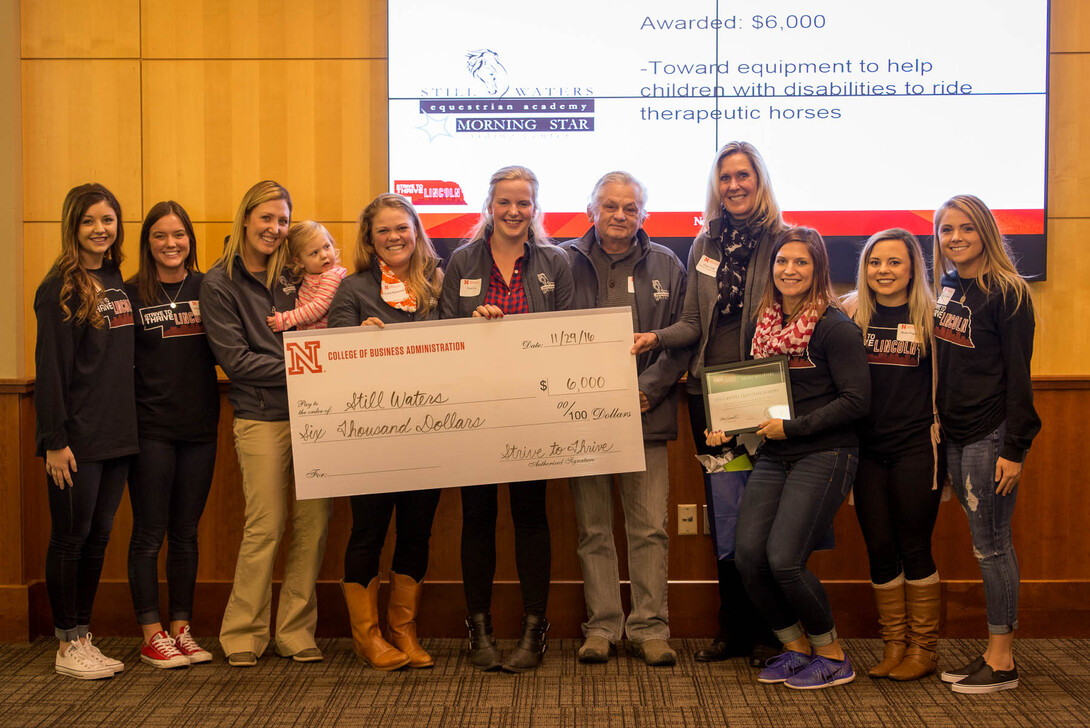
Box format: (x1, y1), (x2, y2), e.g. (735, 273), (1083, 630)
(652, 279), (669, 301)
(537, 273), (555, 294)
(279, 274), (297, 296)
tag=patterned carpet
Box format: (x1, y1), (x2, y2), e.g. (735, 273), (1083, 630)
(1, 638), (1087, 727)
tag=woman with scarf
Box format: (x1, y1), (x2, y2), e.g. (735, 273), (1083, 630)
(718, 226), (869, 690)
(328, 193), (445, 671)
(632, 141), (784, 665)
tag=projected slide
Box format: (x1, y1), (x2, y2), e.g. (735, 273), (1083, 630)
(388, 1), (1048, 278)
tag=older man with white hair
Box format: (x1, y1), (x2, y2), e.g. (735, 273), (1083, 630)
(561, 171), (688, 665)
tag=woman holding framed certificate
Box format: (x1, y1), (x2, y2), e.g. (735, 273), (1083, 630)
(726, 226), (870, 690)
(632, 141), (784, 664)
(328, 193), (445, 670)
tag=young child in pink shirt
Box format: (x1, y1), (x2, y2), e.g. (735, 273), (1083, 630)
(267, 221), (347, 331)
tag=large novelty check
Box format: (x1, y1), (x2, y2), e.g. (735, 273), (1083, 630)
(283, 308), (646, 499)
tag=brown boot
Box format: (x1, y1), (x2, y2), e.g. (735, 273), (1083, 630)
(387, 571), (434, 668)
(342, 579), (410, 671)
(869, 574), (907, 678)
(889, 573), (940, 681)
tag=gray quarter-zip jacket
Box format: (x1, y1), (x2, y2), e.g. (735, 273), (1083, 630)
(199, 256), (298, 421)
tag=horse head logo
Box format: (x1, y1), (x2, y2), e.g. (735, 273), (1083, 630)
(466, 49), (509, 97)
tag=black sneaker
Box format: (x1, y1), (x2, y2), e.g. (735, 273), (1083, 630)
(940, 655), (986, 683)
(950, 662), (1019, 694)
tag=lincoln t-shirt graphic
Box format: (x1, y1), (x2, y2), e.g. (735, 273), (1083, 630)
(934, 297), (975, 349)
(97, 288), (134, 329)
(137, 300), (204, 338)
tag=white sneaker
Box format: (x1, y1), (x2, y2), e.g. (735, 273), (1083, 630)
(173, 626), (212, 664)
(83, 633), (124, 673)
(56, 641), (114, 680)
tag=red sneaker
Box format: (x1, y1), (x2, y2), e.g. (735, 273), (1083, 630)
(140, 630), (189, 669)
(173, 625), (212, 664)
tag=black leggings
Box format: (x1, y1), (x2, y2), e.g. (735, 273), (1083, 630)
(687, 391), (777, 646)
(460, 481), (550, 616)
(46, 455), (130, 640)
(344, 489), (441, 584)
(127, 438), (217, 624)
(853, 446), (942, 583)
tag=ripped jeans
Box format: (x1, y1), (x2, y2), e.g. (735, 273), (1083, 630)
(946, 422), (1019, 634)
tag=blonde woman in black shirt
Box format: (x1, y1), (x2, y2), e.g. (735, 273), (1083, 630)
(844, 228), (941, 681)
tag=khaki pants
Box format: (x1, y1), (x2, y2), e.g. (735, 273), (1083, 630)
(219, 418), (331, 657)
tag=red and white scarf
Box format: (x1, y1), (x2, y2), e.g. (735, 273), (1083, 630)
(379, 259), (417, 313)
(751, 302), (819, 359)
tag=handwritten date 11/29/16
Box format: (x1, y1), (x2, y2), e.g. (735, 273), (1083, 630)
(522, 328), (595, 349)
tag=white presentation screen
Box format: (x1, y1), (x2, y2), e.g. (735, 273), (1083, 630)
(388, 1), (1048, 279)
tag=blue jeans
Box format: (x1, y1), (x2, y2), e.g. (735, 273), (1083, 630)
(735, 448), (857, 647)
(570, 442), (670, 642)
(127, 438), (217, 625)
(946, 422), (1019, 634)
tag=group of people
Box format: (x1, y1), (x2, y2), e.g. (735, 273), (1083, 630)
(34, 141), (1039, 696)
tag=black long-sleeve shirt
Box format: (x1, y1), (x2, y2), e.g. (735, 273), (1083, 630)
(764, 306), (871, 460)
(860, 303), (933, 458)
(34, 265), (138, 460)
(934, 272), (1040, 461)
(127, 272), (220, 442)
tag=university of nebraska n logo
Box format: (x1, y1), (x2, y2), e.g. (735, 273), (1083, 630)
(286, 341), (323, 375)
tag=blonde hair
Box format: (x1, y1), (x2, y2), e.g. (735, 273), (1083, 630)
(845, 228), (934, 356)
(704, 141), (783, 234)
(356, 193), (443, 316)
(466, 165), (551, 245)
(754, 226), (840, 320)
(286, 220), (340, 279)
(52, 183), (125, 327)
(933, 194), (1031, 312)
(216, 180), (293, 289)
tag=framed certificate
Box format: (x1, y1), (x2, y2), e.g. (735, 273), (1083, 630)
(701, 357), (794, 437)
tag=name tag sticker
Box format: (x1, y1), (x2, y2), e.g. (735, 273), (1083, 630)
(460, 278), (481, 297)
(627, 276), (635, 293)
(696, 255), (719, 277)
(897, 323), (918, 342)
(381, 280), (407, 303)
(937, 286), (954, 305)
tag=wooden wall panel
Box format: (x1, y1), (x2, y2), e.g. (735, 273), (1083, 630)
(21, 223), (57, 376)
(1051, 0), (1090, 53)
(1031, 219), (1090, 375)
(20, 0), (140, 58)
(9, 380), (1089, 640)
(141, 60), (387, 224)
(21, 60), (143, 222)
(141, 0), (387, 60)
(1047, 53), (1090, 218)
(0, 394), (24, 583)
